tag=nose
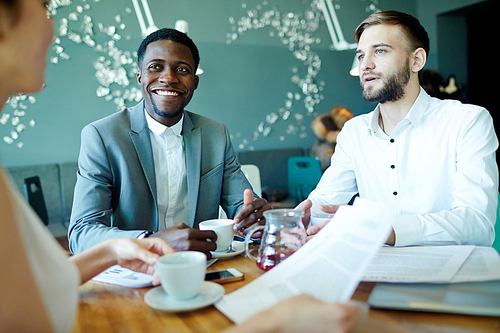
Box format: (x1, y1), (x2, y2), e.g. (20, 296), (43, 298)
(158, 67), (179, 85)
(360, 54), (375, 72)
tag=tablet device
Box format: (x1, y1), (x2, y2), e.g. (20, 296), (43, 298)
(368, 280), (500, 316)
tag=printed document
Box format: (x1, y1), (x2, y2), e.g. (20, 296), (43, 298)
(450, 246), (500, 283)
(215, 198), (393, 324)
(362, 246), (474, 283)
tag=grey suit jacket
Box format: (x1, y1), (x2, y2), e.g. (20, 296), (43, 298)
(68, 102), (253, 254)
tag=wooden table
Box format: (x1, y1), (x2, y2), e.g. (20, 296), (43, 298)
(73, 253), (500, 333)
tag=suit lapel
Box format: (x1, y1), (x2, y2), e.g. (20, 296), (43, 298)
(129, 102), (158, 208)
(183, 111), (201, 227)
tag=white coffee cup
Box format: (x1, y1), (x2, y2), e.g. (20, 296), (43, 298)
(155, 251), (206, 300)
(310, 212), (334, 226)
(199, 219), (235, 252)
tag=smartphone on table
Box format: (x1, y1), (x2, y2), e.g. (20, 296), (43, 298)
(205, 268), (244, 284)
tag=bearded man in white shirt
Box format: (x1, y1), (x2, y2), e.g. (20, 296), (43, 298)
(299, 10), (498, 247)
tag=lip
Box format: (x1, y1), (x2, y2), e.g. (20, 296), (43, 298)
(362, 75), (379, 84)
(151, 88), (184, 97)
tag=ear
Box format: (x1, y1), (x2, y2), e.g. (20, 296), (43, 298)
(194, 74), (199, 90)
(411, 47), (426, 73)
(136, 70), (142, 84)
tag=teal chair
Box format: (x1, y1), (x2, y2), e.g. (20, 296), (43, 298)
(287, 156), (323, 205)
(493, 193), (500, 253)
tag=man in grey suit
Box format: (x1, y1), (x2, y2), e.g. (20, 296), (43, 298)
(69, 28), (270, 256)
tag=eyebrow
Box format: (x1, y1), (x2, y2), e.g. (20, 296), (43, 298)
(356, 43), (393, 54)
(146, 59), (193, 71)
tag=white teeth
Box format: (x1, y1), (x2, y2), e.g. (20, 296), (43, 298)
(155, 90), (179, 96)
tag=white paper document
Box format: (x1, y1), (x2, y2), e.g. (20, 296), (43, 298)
(362, 246), (475, 283)
(215, 198), (393, 324)
(92, 258), (218, 288)
(92, 265), (154, 288)
(450, 246), (500, 283)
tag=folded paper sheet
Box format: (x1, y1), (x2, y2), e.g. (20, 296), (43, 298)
(215, 198), (393, 324)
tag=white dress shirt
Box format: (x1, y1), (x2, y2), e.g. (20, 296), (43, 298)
(309, 88), (498, 246)
(146, 111), (190, 230)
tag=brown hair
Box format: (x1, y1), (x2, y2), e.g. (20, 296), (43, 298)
(355, 11), (429, 78)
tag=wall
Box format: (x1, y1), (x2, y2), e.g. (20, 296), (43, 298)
(1, 0), (418, 167)
(415, 0), (487, 72)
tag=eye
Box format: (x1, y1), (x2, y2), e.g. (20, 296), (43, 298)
(357, 54), (364, 60)
(376, 49), (386, 55)
(148, 64), (162, 71)
(176, 66), (189, 73)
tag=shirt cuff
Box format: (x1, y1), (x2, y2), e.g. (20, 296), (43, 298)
(392, 215), (424, 246)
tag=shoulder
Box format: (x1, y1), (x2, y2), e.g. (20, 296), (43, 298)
(82, 108), (136, 139)
(87, 108), (132, 129)
(427, 97), (489, 119)
(184, 111), (227, 130)
(184, 111), (229, 139)
(340, 111), (373, 134)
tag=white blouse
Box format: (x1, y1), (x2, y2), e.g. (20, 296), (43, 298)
(1, 166), (80, 332)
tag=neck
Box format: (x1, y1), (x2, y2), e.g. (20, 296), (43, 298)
(379, 80), (420, 136)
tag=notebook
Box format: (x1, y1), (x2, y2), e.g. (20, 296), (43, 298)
(368, 280), (500, 316)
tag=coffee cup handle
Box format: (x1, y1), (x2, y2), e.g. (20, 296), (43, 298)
(245, 226), (265, 261)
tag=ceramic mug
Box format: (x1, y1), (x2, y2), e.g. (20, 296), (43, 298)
(155, 251), (206, 300)
(199, 219), (235, 252)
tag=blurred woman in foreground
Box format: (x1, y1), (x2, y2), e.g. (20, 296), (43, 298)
(0, 1), (358, 332)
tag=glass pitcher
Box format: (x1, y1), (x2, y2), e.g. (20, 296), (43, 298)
(245, 209), (306, 271)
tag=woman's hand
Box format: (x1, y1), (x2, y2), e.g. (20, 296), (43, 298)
(111, 238), (175, 285)
(71, 238), (174, 285)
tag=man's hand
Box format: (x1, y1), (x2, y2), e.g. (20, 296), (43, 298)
(149, 223), (217, 259)
(233, 189), (272, 236)
(295, 199), (312, 228)
(305, 204), (341, 239)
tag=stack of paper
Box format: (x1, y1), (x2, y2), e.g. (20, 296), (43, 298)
(362, 246), (500, 283)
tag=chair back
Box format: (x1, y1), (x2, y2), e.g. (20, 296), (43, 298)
(287, 156), (323, 205)
(23, 176), (49, 226)
(241, 164), (262, 197)
(219, 164), (263, 219)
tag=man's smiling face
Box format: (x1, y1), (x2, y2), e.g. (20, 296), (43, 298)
(137, 39), (199, 126)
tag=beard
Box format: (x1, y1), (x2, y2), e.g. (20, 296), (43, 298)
(362, 60), (411, 104)
(150, 93), (184, 119)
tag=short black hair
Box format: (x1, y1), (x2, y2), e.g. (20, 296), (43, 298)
(137, 28), (200, 70)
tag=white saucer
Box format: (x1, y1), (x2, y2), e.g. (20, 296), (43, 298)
(211, 241), (245, 259)
(144, 281), (224, 312)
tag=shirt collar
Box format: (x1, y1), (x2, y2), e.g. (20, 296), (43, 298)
(368, 87), (430, 135)
(145, 110), (184, 137)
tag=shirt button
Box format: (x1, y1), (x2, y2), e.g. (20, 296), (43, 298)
(393, 191), (398, 196)
(390, 165), (395, 169)
(390, 139), (395, 143)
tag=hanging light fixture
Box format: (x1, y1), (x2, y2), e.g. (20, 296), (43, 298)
(350, 55), (359, 76)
